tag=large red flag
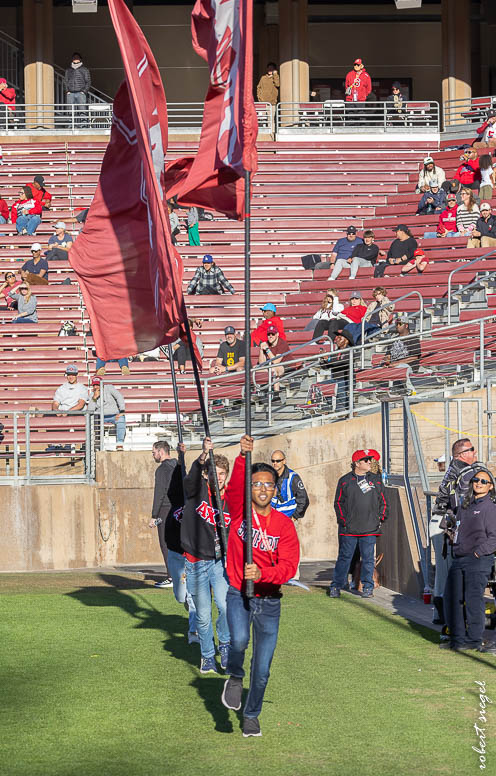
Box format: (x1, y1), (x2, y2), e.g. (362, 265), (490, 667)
(165, 0), (258, 221)
(69, 0), (185, 360)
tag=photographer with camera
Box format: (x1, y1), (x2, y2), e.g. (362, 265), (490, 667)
(441, 467), (496, 654)
(431, 438), (483, 629)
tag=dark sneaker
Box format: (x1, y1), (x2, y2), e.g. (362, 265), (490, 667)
(243, 717), (262, 737)
(477, 642), (496, 655)
(218, 642), (230, 670)
(361, 590), (374, 599)
(221, 677), (243, 710)
(439, 641), (453, 649)
(328, 586), (340, 598)
(200, 656), (219, 674)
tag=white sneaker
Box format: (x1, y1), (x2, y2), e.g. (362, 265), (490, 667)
(154, 577), (173, 588)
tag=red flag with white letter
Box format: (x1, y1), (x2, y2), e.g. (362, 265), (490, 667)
(69, 0), (185, 360)
(165, 0), (258, 220)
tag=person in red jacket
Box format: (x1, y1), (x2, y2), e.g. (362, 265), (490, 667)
(26, 175), (52, 211)
(251, 303), (286, 346)
(0, 77), (16, 120)
(345, 58), (371, 102)
(221, 435), (300, 738)
(437, 194), (459, 237)
(11, 186), (43, 235)
(455, 148), (481, 191)
(0, 195), (9, 224)
(474, 111), (496, 148)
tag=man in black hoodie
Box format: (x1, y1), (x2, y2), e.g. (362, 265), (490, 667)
(181, 437), (231, 675)
(330, 449), (388, 598)
(150, 441), (178, 588)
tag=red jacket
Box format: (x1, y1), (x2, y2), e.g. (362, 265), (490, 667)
(26, 184), (52, 208)
(345, 69), (371, 102)
(225, 454), (300, 597)
(0, 198), (9, 222)
(477, 119), (496, 142)
(342, 304), (367, 323)
(251, 315), (286, 346)
(0, 81), (16, 111)
(437, 205), (458, 234)
(455, 158), (481, 186)
(10, 197), (42, 223)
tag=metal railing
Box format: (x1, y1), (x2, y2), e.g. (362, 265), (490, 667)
(443, 95), (496, 129)
(447, 249), (496, 324)
(276, 101), (440, 134)
(360, 290), (425, 368)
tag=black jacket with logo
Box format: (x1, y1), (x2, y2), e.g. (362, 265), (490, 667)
(180, 458), (230, 560)
(152, 458), (184, 554)
(453, 493), (496, 557)
(334, 470), (388, 535)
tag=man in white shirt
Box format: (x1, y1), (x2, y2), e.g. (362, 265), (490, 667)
(52, 364), (88, 411)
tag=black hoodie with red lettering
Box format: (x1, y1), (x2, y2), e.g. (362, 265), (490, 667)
(180, 457), (230, 561)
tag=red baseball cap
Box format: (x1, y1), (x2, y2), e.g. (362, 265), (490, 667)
(266, 324), (278, 335)
(91, 375), (102, 385)
(352, 448), (380, 463)
(414, 248), (425, 257)
(354, 58), (363, 65)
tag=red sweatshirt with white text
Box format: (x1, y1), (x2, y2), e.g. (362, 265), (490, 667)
(224, 455), (300, 597)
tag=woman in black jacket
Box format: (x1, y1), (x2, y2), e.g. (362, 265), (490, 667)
(443, 467), (496, 653)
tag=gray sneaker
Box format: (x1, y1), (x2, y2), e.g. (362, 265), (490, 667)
(221, 677), (243, 711)
(242, 717), (262, 737)
(328, 586), (340, 598)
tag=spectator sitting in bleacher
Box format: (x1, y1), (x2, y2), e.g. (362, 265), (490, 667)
(329, 330), (353, 412)
(416, 180), (447, 216)
(209, 326), (245, 375)
(472, 202), (496, 248)
(327, 226), (363, 279)
(478, 154), (494, 201)
(456, 188), (481, 247)
(349, 229), (382, 279)
(0, 193), (9, 224)
(442, 177), (463, 205)
(52, 364), (88, 412)
(187, 254), (235, 295)
(319, 291), (368, 343)
(365, 287), (394, 334)
(474, 110), (496, 149)
(416, 157), (446, 194)
(423, 193), (459, 238)
(171, 319), (204, 374)
(374, 224), (418, 278)
(45, 222), (73, 261)
(0, 77), (16, 123)
(381, 315), (421, 391)
(455, 148), (481, 192)
(27, 175), (52, 211)
(400, 247), (429, 276)
(96, 356), (130, 377)
(251, 303), (286, 345)
(258, 324), (290, 402)
(11, 186), (43, 235)
(21, 243), (48, 285)
(7, 283), (37, 324)
(88, 376), (126, 451)
(0, 271), (21, 309)
(311, 289), (344, 338)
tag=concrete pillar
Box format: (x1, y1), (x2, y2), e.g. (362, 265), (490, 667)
(23, 0), (54, 126)
(442, 0), (471, 118)
(279, 0), (308, 109)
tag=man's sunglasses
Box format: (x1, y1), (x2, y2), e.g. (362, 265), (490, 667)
(473, 477), (491, 485)
(271, 458), (285, 464)
(360, 456), (373, 462)
(460, 446), (475, 454)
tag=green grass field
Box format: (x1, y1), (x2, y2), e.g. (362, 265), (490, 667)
(0, 572), (495, 776)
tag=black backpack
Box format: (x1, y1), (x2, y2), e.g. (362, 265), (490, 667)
(301, 254), (322, 270)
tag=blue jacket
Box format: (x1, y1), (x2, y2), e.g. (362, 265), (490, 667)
(271, 465), (309, 519)
(416, 189), (447, 215)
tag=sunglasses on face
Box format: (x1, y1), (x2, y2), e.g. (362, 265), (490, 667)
(19, 287), (28, 292)
(252, 481), (276, 490)
(360, 457), (373, 463)
(267, 333), (276, 338)
(460, 446), (475, 454)
(473, 477), (491, 485)
(6, 274), (14, 279)
(271, 458), (285, 464)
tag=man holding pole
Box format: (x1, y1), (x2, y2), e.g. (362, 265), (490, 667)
(222, 435), (300, 738)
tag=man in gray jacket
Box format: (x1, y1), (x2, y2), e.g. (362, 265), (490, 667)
(64, 53), (91, 125)
(88, 375), (126, 450)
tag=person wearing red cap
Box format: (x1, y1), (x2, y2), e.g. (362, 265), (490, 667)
(87, 375), (126, 450)
(399, 248), (429, 276)
(345, 59), (371, 103)
(329, 449), (388, 598)
(0, 77), (16, 126)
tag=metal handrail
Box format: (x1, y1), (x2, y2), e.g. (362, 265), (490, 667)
(447, 248), (496, 324)
(443, 95), (496, 129)
(360, 290), (424, 368)
(276, 100), (440, 133)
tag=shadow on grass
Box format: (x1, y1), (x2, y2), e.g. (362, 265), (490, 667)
(66, 574), (241, 731)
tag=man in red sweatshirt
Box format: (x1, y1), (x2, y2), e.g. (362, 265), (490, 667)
(221, 435), (300, 738)
(251, 303), (286, 346)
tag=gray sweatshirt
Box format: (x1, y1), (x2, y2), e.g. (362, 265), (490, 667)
(87, 384), (125, 416)
(10, 292), (38, 322)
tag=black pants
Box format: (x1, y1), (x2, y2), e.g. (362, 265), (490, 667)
(444, 554), (492, 648)
(196, 286), (221, 295)
(156, 518), (169, 574)
(314, 318), (350, 340)
(173, 342), (190, 368)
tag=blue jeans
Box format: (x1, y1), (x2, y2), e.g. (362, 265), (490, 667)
(16, 214), (41, 235)
(0, 215), (7, 224)
(96, 357), (129, 371)
(104, 414), (126, 444)
(332, 535), (377, 592)
(226, 586), (281, 719)
(184, 558), (229, 658)
(167, 549), (197, 634)
(423, 231), (460, 238)
(67, 92), (87, 126)
(8, 316), (37, 324)
(444, 554), (493, 648)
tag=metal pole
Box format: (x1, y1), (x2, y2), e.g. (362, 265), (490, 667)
(480, 318), (485, 388)
(25, 411), (31, 482)
(348, 348), (354, 419)
(244, 168), (254, 598)
(13, 412), (18, 478)
(84, 411), (91, 482)
(181, 308), (229, 556)
(167, 343), (186, 478)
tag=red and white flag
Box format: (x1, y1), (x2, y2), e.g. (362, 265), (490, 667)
(165, 0), (258, 220)
(69, 0), (185, 361)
